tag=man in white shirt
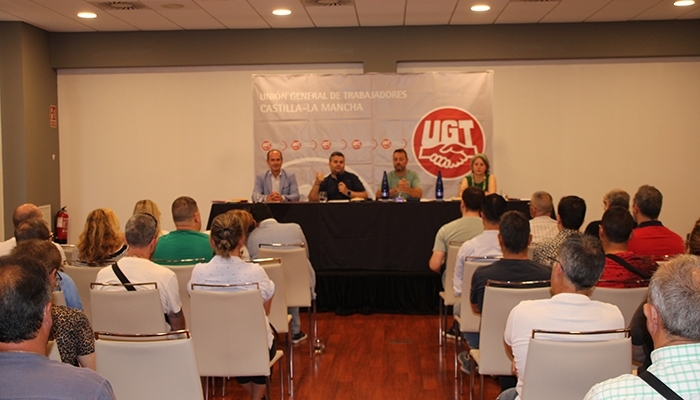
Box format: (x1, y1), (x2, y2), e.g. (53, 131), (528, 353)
(247, 203), (315, 344)
(95, 213), (185, 331)
(498, 235), (624, 400)
(528, 191), (558, 247)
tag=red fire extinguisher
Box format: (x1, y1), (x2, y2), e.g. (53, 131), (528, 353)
(55, 206), (69, 244)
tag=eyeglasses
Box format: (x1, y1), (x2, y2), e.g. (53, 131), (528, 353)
(544, 255), (560, 267)
(46, 232), (54, 241)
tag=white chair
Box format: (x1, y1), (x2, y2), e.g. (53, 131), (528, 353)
(90, 282), (168, 334)
(520, 329), (631, 400)
(591, 283), (649, 327)
(454, 260), (493, 379)
(95, 330), (203, 400)
(62, 264), (101, 321)
(162, 263), (198, 324)
(468, 280), (551, 400)
(190, 284), (284, 400)
(258, 244), (317, 357)
(51, 289), (67, 307)
(60, 244), (77, 262)
(438, 243), (462, 347)
(259, 258), (294, 395)
(46, 339), (61, 362)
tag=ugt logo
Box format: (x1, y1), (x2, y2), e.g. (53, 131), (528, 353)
(412, 107), (484, 179)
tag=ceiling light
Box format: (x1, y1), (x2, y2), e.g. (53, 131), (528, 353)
(674, 0), (695, 5)
(77, 12), (97, 19)
(272, 9), (292, 16)
(471, 5), (491, 12)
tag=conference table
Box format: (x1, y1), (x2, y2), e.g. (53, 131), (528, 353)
(208, 199), (530, 315)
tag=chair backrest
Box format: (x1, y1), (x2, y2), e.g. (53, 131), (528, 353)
(163, 264), (196, 324)
(590, 285), (648, 327)
(90, 283), (168, 334)
(46, 339), (61, 361)
(478, 280), (552, 376)
(62, 264), (101, 321)
(459, 261), (491, 333)
(51, 290), (67, 307)
(521, 329), (631, 400)
(257, 246), (311, 308)
(95, 331), (203, 400)
(190, 287), (271, 377)
(60, 244), (77, 262)
(441, 244), (462, 304)
(259, 259), (289, 334)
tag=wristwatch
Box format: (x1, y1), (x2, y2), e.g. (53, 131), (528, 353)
(347, 190), (352, 197)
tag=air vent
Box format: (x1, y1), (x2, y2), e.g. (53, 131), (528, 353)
(90, 1), (149, 11)
(303, 0), (354, 7)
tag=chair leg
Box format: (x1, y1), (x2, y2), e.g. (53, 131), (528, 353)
(307, 306), (313, 358)
(439, 298), (444, 347)
(469, 358), (475, 400)
(266, 376), (271, 400)
(204, 376), (209, 400)
(279, 355), (285, 400)
(287, 330), (293, 395)
(479, 373), (484, 400)
(454, 333), (459, 380)
(221, 377), (225, 396)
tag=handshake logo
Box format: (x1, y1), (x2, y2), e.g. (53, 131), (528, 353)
(413, 107), (485, 179)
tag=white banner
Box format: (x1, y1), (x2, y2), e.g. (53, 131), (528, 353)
(252, 72), (493, 200)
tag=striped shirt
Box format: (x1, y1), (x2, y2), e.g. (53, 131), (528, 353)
(584, 343), (700, 399)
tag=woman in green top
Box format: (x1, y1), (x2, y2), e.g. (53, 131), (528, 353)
(458, 154), (497, 197)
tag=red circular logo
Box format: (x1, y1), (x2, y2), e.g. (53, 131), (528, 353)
(291, 140), (301, 151)
(261, 141), (272, 151)
(381, 139), (391, 149)
(321, 140), (331, 150)
(352, 139), (362, 150)
(412, 107), (484, 179)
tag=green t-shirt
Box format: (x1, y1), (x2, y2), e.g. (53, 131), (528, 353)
(386, 169), (421, 200)
(152, 230), (213, 265)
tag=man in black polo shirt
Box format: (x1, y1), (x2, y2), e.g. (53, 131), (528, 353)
(308, 151), (368, 201)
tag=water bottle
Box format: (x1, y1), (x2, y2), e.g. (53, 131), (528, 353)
(435, 171), (444, 201)
(380, 171), (389, 201)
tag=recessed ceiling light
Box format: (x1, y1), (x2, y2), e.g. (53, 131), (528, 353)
(77, 12), (97, 19)
(471, 5), (491, 12)
(674, 0), (695, 6)
(272, 9), (292, 16)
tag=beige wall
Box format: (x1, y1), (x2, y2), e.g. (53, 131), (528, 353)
(0, 23), (60, 237)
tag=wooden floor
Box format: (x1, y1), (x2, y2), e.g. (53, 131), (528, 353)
(207, 312), (502, 400)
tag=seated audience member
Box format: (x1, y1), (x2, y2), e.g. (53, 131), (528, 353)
(598, 207), (658, 287)
(95, 213), (185, 331)
(152, 196), (213, 264)
(76, 208), (127, 266)
(11, 240), (96, 369)
(688, 217), (700, 256)
(0, 255), (115, 399)
(0, 203), (69, 261)
(533, 195), (586, 266)
(452, 194), (506, 345)
(584, 189), (631, 239)
(429, 186), (485, 275)
(499, 235), (625, 400)
(375, 149), (422, 201)
(458, 154), (497, 197)
(13, 218), (82, 310)
(188, 212), (276, 400)
(309, 151), (368, 201)
(252, 149), (300, 202)
(457, 211), (551, 365)
(528, 191), (558, 247)
(133, 199), (168, 237)
(628, 184), (684, 259)
(585, 254), (700, 400)
(228, 209), (255, 261)
(247, 203), (316, 344)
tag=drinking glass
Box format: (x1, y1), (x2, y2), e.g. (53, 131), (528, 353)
(318, 191), (328, 203)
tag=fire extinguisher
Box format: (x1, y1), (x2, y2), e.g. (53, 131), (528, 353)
(54, 206), (69, 245)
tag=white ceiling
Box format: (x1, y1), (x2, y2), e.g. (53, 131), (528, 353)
(0, 0), (698, 33)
